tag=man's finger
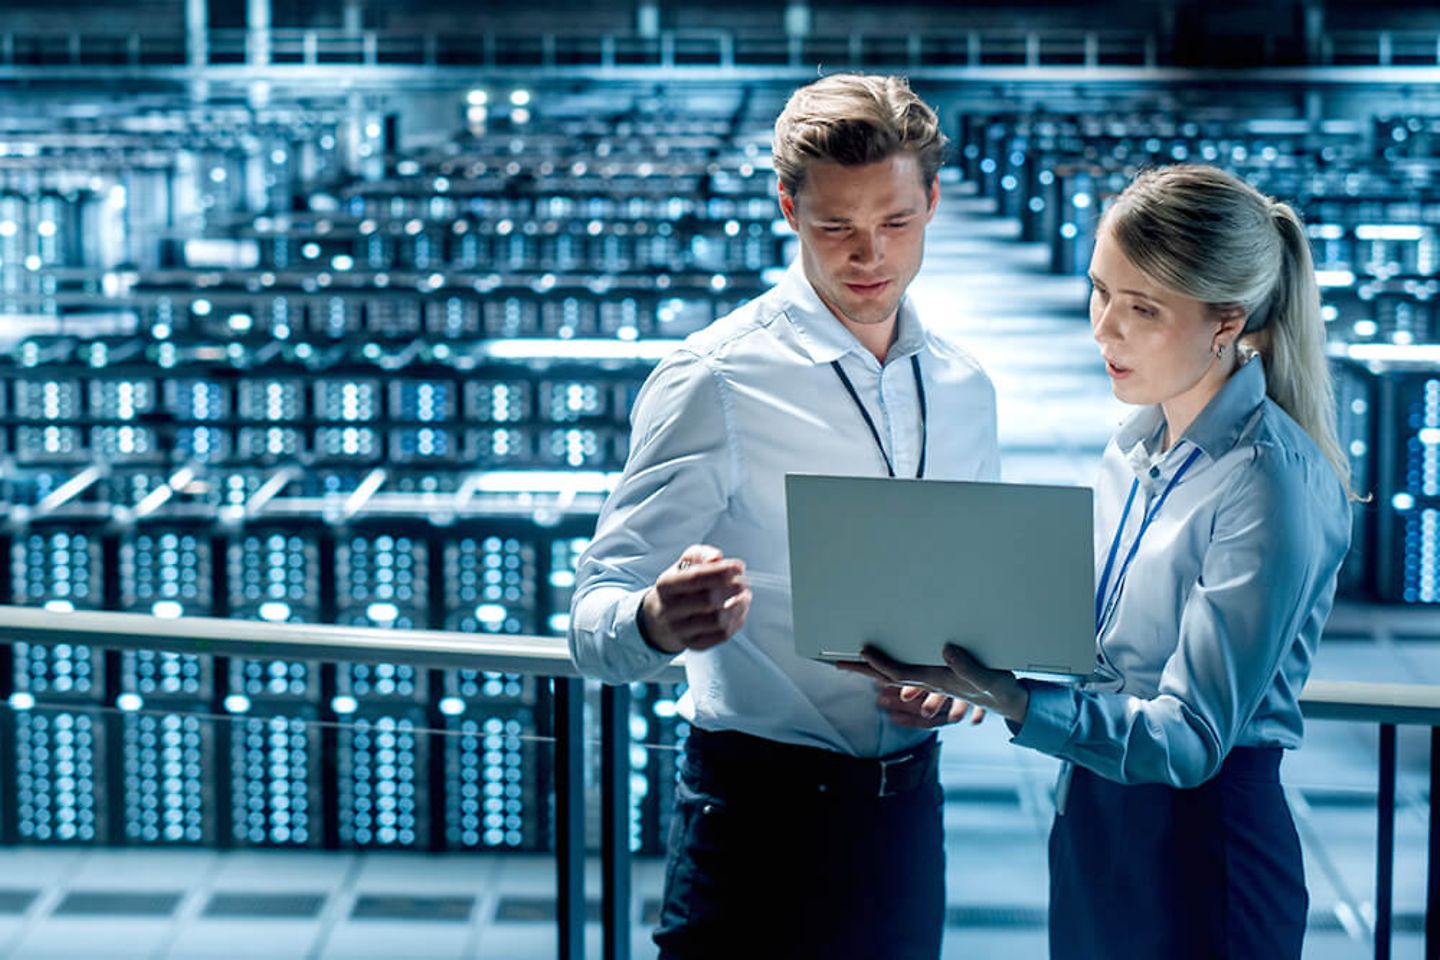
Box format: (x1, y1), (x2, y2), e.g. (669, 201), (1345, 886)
(659, 563), (745, 596)
(678, 545), (725, 567)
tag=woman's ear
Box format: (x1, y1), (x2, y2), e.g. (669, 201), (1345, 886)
(1214, 304), (1249, 347)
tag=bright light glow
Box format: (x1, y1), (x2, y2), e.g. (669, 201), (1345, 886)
(1315, 270), (1356, 288)
(191, 298), (213, 317)
(467, 89), (489, 106)
(1355, 225), (1425, 242)
(478, 338), (679, 361)
(1341, 343), (1440, 363)
(116, 693), (143, 712)
(511, 108), (530, 125)
(331, 254), (354, 271)
(1393, 493), (1416, 511)
(1072, 193), (1092, 209)
(367, 602), (399, 623)
(228, 313), (253, 333)
(44, 600), (75, 613)
(224, 694), (251, 714)
(475, 603), (508, 623)
(24, 254), (42, 271)
(510, 89), (531, 106)
(1309, 224), (1344, 240)
(1353, 320), (1379, 337)
(9, 692), (36, 711)
(36, 220), (56, 238)
(1419, 428), (1440, 446)
(151, 601), (183, 619)
(331, 695), (358, 715)
(471, 470), (620, 494)
(439, 696), (466, 717)
(1321, 305), (1338, 322)
(259, 601), (291, 622)
(0, 220), (17, 237)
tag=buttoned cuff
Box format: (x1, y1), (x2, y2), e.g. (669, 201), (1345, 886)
(614, 588), (677, 680)
(1007, 679), (1079, 757)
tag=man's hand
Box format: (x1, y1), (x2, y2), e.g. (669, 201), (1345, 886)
(639, 545), (751, 655)
(875, 682), (985, 729)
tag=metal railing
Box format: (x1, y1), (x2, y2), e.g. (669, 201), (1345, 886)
(0, 28), (1156, 72)
(0, 602), (1434, 960)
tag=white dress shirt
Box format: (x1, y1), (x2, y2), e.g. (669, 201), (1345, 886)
(1012, 357), (1351, 788)
(570, 260), (1000, 757)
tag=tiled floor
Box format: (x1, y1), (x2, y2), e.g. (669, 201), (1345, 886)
(0, 185), (1430, 960)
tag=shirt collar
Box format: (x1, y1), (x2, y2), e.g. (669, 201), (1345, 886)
(1115, 355), (1268, 472)
(778, 259), (926, 366)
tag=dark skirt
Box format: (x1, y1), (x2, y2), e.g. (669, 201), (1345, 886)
(1049, 747), (1308, 960)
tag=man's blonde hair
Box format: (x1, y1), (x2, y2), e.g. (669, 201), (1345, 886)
(772, 74), (946, 197)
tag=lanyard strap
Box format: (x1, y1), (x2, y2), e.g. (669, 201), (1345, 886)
(829, 354), (928, 480)
(1094, 446), (1203, 635)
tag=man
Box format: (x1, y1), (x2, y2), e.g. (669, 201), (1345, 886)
(569, 74), (999, 958)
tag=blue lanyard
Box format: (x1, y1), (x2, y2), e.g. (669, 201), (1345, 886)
(1094, 446), (1203, 635)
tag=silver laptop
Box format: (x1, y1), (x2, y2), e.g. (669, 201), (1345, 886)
(785, 474), (1096, 677)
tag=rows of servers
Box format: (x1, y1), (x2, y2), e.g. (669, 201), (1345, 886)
(3, 82), (1438, 859)
(958, 109), (1440, 603)
(0, 90), (770, 854)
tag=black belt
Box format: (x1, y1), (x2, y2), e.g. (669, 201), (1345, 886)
(683, 728), (939, 800)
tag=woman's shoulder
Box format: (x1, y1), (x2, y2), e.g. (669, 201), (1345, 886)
(1226, 399), (1349, 526)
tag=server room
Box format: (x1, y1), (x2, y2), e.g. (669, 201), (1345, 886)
(0, 0), (1435, 958)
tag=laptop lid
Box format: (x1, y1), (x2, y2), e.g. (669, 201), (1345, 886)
(785, 473), (1096, 677)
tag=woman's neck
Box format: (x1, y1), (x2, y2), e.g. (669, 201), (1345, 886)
(1160, 356), (1241, 451)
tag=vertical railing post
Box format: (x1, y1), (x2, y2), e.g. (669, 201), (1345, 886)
(1375, 723), (1396, 960)
(554, 677), (586, 960)
(1428, 726), (1439, 958)
(601, 683), (632, 960)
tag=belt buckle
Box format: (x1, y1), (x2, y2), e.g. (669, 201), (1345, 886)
(877, 751), (915, 798)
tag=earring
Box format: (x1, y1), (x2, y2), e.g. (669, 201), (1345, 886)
(1214, 342), (1226, 359)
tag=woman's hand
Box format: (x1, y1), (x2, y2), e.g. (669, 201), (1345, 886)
(876, 681), (985, 728)
(838, 644), (1031, 726)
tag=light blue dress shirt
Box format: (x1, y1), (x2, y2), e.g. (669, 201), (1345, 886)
(1012, 357), (1351, 788)
(570, 261), (1000, 757)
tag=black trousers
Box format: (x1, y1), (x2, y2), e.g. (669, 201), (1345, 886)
(1049, 747), (1308, 960)
(654, 728), (946, 960)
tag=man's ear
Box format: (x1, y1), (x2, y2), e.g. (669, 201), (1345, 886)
(778, 181), (799, 231)
(925, 175), (940, 220)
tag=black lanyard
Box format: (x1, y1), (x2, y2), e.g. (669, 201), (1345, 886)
(829, 354), (928, 479)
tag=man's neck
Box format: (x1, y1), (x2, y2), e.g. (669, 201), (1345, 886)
(838, 314), (897, 364)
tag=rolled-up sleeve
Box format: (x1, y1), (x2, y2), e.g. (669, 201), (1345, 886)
(568, 349), (738, 685)
(1012, 447), (1343, 788)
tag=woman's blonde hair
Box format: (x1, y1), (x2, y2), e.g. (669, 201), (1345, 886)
(1101, 163), (1355, 498)
(772, 73), (946, 197)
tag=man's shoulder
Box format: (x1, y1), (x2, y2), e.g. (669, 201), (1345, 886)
(675, 287), (787, 364)
(917, 325), (993, 387)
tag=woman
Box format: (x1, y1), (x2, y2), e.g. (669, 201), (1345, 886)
(845, 164), (1354, 959)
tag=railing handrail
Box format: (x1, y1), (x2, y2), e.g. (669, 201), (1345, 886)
(0, 603), (610, 678)
(2, 603), (1436, 722)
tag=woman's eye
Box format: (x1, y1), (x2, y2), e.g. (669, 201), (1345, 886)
(1134, 305), (1156, 318)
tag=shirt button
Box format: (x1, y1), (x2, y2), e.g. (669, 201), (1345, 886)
(1148, 466), (1161, 479)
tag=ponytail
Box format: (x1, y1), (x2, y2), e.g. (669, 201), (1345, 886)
(1250, 203), (1356, 500)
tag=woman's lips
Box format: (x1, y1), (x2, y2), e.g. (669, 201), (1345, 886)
(1105, 359), (1132, 379)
